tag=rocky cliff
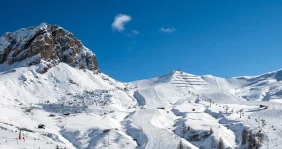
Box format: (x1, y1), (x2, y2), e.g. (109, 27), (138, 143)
(0, 23), (98, 72)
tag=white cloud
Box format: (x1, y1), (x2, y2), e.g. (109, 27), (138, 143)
(159, 27), (175, 33)
(112, 14), (132, 32)
(131, 30), (139, 36)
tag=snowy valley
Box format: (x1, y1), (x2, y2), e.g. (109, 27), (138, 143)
(0, 23), (282, 149)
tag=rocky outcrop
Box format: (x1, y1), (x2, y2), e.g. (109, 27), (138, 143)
(0, 23), (98, 72)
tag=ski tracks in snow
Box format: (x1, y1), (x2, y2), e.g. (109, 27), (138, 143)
(133, 86), (197, 149)
(133, 109), (188, 149)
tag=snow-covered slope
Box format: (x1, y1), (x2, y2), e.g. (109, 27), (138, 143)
(0, 23), (139, 149)
(1, 23), (282, 149)
(131, 69), (282, 103)
(232, 69), (282, 102)
(129, 69), (282, 149)
(0, 63), (138, 149)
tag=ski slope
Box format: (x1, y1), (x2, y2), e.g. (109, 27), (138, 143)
(245, 109), (282, 149)
(129, 70), (282, 149)
(133, 109), (197, 149)
(2, 23), (282, 149)
(0, 63), (138, 149)
(0, 61), (281, 148)
(131, 72), (199, 149)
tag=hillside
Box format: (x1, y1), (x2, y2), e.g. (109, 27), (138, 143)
(128, 70), (282, 149)
(0, 23), (139, 149)
(0, 23), (282, 149)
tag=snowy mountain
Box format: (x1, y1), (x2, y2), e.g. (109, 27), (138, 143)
(0, 23), (282, 149)
(0, 23), (138, 149)
(233, 69), (282, 102)
(129, 70), (282, 149)
(0, 23), (98, 73)
(131, 69), (282, 103)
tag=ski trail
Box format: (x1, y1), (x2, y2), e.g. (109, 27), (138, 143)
(153, 86), (164, 107)
(133, 86), (198, 149)
(215, 77), (221, 90)
(138, 87), (163, 109)
(133, 108), (197, 149)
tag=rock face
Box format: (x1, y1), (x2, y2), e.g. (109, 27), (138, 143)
(0, 23), (98, 72)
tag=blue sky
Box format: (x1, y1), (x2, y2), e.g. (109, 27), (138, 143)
(1, 0), (282, 81)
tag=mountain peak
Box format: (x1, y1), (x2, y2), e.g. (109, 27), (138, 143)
(0, 23), (98, 73)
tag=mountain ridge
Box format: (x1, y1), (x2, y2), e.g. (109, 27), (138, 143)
(0, 23), (98, 74)
(129, 69), (282, 102)
(0, 23), (282, 149)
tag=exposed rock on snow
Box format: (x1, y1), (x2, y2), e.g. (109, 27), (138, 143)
(0, 23), (98, 72)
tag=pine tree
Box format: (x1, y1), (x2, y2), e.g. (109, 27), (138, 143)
(248, 131), (254, 149)
(252, 136), (257, 148)
(211, 136), (217, 149)
(187, 126), (191, 132)
(210, 127), (214, 134)
(182, 123), (186, 134)
(241, 128), (248, 145)
(178, 140), (184, 149)
(257, 132), (264, 146)
(218, 137), (225, 149)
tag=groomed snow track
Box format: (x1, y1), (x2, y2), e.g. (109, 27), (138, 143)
(132, 86), (197, 149)
(133, 109), (197, 149)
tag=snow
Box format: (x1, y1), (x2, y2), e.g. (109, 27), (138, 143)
(0, 62), (137, 149)
(1, 65), (282, 148)
(244, 109), (282, 148)
(0, 36), (11, 52)
(133, 109), (197, 149)
(1, 25), (282, 148)
(128, 70), (282, 149)
(2, 23), (48, 50)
